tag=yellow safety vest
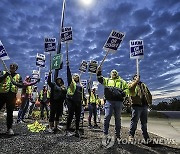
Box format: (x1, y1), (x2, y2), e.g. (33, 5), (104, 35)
(89, 92), (96, 103)
(0, 71), (20, 93)
(67, 80), (76, 96)
(39, 90), (50, 100)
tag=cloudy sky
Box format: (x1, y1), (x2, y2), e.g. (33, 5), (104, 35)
(0, 0), (179, 102)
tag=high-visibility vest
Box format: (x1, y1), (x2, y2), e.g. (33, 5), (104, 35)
(89, 92), (96, 103)
(67, 80), (76, 96)
(26, 86), (32, 95)
(39, 90), (50, 100)
(0, 71), (20, 93)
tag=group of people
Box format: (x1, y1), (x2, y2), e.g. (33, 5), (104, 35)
(0, 60), (152, 145)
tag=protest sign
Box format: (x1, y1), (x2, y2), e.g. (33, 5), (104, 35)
(0, 40), (10, 60)
(61, 27), (72, 43)
(79, 60), (88, 73)
(130, 40), (144, 59)
(36, 53), (45, 67)
(88, 60), (98, 74)
(81, 80), (87, 90)
(32, 70), (40, 79)
(44, 38), (56, 52)
(103, 30), (125, 52)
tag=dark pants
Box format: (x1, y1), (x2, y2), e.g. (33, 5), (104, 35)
(129, 106), (149, 140)
(17, 96), (29, 122)
(49, 99), (64, 122)
(88, 103), (97, 125)
(66, 99), (82, 131)
(28, 102), (35, 116)
(0, 92), (16, 129)
(40, 101), (49, 119)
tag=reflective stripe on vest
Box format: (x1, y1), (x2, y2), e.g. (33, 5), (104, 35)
(0, 71), (20, 93)
(90, 93), (96, 103)
(39, 90), (50, 100)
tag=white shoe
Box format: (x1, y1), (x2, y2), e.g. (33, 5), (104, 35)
(7, 129), (14, 135)
(66, 131), (74, 137)
(47, 128), (54, 133)
(102, 134), (108, 146)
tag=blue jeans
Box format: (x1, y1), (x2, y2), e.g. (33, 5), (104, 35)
(129, 106), (149, 140)
(88, 103), (97, 125)
(104, 100), (123, 138)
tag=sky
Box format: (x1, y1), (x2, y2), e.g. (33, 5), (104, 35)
(0, 0), (179, 103)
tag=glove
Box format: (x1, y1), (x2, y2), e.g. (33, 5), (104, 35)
(5, 71), (11, 76)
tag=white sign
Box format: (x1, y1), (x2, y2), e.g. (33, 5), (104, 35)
(92, 81), (99, 90)
(130, 40), (144, 59)
(61, 27), (73, 43)
(81, 80), (87, 90)
(0, 40), (10, 60)
(44, 38), (56, 52)
(44, 72), (49, 84)
(32, 70), (40, 79)
(88, 60), (98, 74)
(79, 60), (88, 73)
(103, 30), (125, 52)
(36, 53), (46, 67)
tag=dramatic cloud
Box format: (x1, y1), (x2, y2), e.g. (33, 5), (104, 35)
(0, 0), (179, 103)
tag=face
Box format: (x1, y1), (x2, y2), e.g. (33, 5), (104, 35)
(92, 89), (95, 93)
(73, 75), (79, 82)
(10, 64), (17, 73)
(56, 79), (62, 85)
(111, 71), (118, 79)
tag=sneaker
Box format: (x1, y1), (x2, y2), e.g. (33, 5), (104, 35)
(102, 134), (108, 146)
(7, 129), (14, 135)
(65, 131), (74, 137)
(88, 124), (93, 128)
(47, 128), (54, 133)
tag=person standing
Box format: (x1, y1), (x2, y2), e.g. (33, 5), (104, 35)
(96, 68), (128, 144)
(96, 95), (102, 123)
(14, 76), (40, 123)
(47, 71), (67, 133)
(0, 63), (22, 135)
(39, 85), (50, 120)
(128, 74), (152, 144)
(28, 86), (39, 118)
(66, 60), (85, 137)
(87, 85), (99, 128)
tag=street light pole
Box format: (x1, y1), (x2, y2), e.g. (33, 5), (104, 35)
(54, 0), (66, 81)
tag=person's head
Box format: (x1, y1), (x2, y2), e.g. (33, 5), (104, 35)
(56, 77), (64, 86)
(91, 87), (96, 93)
(24, 75), (31, 82)
(33, 86), (38, 91)
(110, 69), (118, 79)
(9, 63), (18, 73)
(73, 73), (80, 83)
(43, 85), (47, 90)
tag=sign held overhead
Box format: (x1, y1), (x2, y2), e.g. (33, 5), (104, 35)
(130, 40), (144, 59)
(36, 53), (46, 67)
(61, 27), (73, 43)
(44, 38), (56, 52)
(79, 60), (88, 73)
(103, 30), (125, 52)
(0, 40), (10, 60)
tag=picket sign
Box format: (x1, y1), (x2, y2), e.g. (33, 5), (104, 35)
(130, 40), (144, 77)
(98, 30), (125, 70)
(44, 37), (57, 71)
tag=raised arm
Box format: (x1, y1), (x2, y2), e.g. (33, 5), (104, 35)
(47, 72), (54, 88)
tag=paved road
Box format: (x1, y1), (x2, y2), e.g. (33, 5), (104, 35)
(84, 112), (180, 144)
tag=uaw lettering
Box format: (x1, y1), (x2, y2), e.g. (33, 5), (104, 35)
(79, 60), (88, 72)
(88, 60), (98, 74)
(103, 30), (125, 52)
(44, 38), (56, 52)
(32, 70), (39, 79)
(130, 40), (144, 59)
(0, 40), (10, 60)
(61, 27), (73, 42)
